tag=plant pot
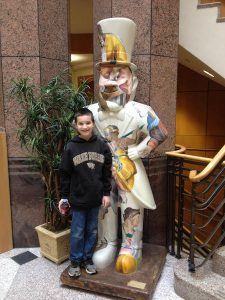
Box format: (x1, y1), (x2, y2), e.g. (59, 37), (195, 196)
(35, 223), (70, 264)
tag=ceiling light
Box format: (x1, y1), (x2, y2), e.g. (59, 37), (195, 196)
(203, 70), (214, 78)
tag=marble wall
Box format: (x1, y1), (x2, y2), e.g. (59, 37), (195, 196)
(143, 157), (168, 246)
(9, 159), (45, 247)
(93, 0), (179, 246)
(0, 0), (69, 247)
(0, 0), (69, 157)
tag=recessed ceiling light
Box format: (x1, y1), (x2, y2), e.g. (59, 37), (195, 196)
(203, 70), (214, 78)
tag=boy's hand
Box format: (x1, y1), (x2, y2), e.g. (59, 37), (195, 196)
(58, 199), (70, 215)
(102, 195), (110, 209)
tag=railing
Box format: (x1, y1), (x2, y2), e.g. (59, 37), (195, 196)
(166, 144), (225, 272)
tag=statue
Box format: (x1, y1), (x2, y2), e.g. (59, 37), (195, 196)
(88, 17), (168, 274)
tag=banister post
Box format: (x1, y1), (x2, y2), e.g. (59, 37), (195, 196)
(189, 182), (196, 272)
(167, 156), (176, 255)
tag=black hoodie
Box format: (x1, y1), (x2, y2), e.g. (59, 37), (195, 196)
(59, 134), (112, 209)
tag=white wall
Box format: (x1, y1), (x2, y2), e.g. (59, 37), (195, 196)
(179, 0), (225, 79)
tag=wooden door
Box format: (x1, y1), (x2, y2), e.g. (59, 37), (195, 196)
(0, 129), (13, 253)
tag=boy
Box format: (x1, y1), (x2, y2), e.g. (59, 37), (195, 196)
(59, 108), (112, 278)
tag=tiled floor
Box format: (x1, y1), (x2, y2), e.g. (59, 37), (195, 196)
(0, 248), (183, 300)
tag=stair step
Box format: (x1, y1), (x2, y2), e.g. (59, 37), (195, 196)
(174, 258), (225, 300)
(217, 16), (225, 21)
(198, 2), (221, 9)
(198, 1), (225, 20)
(212, 246), (225, 277)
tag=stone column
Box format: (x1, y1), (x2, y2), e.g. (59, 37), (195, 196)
(0, 0), (69, 246)
(93, 0), (179, 246)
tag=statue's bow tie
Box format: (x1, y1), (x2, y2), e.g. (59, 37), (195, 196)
(98, 109), (125, 121)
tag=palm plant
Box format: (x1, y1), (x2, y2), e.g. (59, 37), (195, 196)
(11, 70), (88, 231)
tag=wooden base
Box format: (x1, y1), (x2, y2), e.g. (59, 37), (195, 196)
(60, 243), (167, 300)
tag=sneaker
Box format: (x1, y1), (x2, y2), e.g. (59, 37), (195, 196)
(83, 259), (97, 275)
(68, 262), (81, 278)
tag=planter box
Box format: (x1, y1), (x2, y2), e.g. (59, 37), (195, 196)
(35, 224), (70, 264)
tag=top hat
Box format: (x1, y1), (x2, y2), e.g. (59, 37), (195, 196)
(96, 17), (137, 71)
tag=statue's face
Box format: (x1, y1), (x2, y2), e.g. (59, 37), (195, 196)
(99, 66), (133, 108)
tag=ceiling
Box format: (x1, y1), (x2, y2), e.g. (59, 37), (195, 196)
(178, 47), (225, 88)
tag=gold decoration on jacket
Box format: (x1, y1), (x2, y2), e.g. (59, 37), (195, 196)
(113, 149), (137, 192)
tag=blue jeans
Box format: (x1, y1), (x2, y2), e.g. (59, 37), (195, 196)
(70, 206), (100, 263)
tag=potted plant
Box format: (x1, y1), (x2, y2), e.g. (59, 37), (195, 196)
(11, 70), (88, 263)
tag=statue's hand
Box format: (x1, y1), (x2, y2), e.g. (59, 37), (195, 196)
(128, 137), (151, 160)
(127, 145), (140, 160)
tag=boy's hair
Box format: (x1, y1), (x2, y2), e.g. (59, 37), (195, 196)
(74, 108), (95, 123)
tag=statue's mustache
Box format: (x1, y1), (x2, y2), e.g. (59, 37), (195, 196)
(100, 85), (124, 100)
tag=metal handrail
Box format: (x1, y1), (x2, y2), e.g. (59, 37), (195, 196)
(166, 144), (225, 272)
(189, 145), (225, 182)
(166, 145), (225, 165)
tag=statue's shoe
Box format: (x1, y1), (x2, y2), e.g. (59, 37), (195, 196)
(115, 254), (137, 274)
(93, 243), (117, 269)
(115, 246), (142, 274)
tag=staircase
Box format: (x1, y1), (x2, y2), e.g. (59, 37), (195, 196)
(198, 0), (225, 22)
(174, 246), (225, 300)
(166, 144), (225, 299)
(179, 0), (225, 82)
